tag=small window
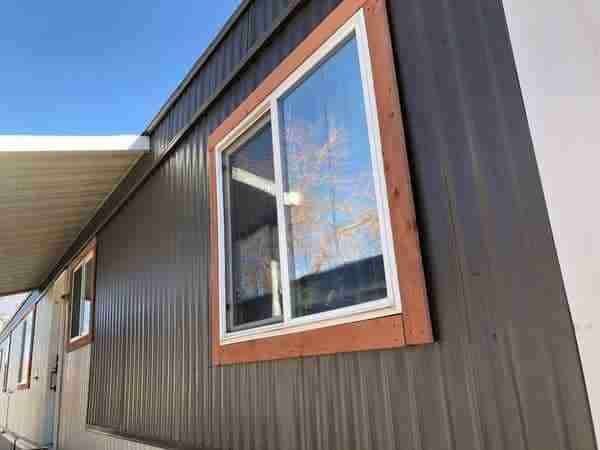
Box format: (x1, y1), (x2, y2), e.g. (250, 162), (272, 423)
(17, 308), (35, 390)
(210, 4), (431, 365)
(67, 241), (96, 352)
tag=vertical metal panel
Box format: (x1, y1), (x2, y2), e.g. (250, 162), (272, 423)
(59, 346), (161, 450)
(79, 1), (598, 450)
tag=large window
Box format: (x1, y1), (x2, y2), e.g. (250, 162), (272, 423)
(16, 308), (35, 390)
(67, 241), (96, 352)
(218, 25), (397, 337)
(210, 4), (431, 365)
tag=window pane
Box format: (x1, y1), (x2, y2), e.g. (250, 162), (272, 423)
(80, 260), (94, 336)
(224, 122), (283, 330)
(279, 35), (388, 318)
(18, 313), (33, 383)
(71, 267), (83, 339)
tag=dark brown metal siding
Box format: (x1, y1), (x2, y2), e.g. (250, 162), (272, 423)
(87, 1), (597, 450)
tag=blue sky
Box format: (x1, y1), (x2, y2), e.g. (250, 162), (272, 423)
(0, 293), (29, 320)
(0, 0), (240, 135)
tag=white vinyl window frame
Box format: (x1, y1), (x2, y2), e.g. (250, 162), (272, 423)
(216, 9), (402, 345)
(69, 250), (94, 343)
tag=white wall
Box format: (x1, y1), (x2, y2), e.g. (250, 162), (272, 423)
(0, 292), (58, 447)
(502, 0), (600, 440)
(7, 297), (55, 444)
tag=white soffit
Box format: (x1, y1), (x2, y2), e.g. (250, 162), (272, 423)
(0, 135), (149, 296)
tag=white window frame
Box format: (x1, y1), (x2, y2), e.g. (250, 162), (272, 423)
(69, 251), (94, 343)
(216, 9), (402, 345)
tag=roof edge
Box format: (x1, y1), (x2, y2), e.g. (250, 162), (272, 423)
(0, 135), (150, 152)
(142, 0), (254, 135)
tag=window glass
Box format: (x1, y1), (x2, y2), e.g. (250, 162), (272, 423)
(81, 259), (94, 336)
(224, 122), (283, 330)
(279, 35), (387, 317)
(71, 257), (94, 340)
(18, 311), (33, 384)
(71, 266), (83, 339)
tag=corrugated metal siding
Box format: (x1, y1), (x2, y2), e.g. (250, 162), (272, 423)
(59, 345), (161, 450)
(80, 1), (597, 450)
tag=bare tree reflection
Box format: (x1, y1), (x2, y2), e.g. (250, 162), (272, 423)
(283, 117), (382, 279)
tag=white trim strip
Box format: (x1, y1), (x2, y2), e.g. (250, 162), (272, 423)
(0, 135), (149, 152)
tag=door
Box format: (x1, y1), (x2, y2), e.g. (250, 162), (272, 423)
(50, 274), (68, 450)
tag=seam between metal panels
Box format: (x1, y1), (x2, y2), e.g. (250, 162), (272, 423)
(39, 0), (308, 298)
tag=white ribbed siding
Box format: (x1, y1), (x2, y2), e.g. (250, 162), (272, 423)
(6, 295), (55, 445)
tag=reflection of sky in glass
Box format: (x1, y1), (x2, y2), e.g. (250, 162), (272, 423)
(279, 35), (387, 316)
(80, 260), (94, 336)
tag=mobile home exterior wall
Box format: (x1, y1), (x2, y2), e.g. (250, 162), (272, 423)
(2, 0), (596, 449)
(78, 0), (598, 449)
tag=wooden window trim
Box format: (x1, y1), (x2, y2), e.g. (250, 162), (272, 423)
(209, 0), (432, 366)
(66, 239), (97, 353)
(16, 306), (36, 391)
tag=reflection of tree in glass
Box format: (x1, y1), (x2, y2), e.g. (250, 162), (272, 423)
(284, 117), (382, 279)
(236, 226), (276, 300)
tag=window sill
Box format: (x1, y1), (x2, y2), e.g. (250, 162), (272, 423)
(213, 314), (407, 366)
(221, 300), (399, 345)
(66, 333), (92, 353)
